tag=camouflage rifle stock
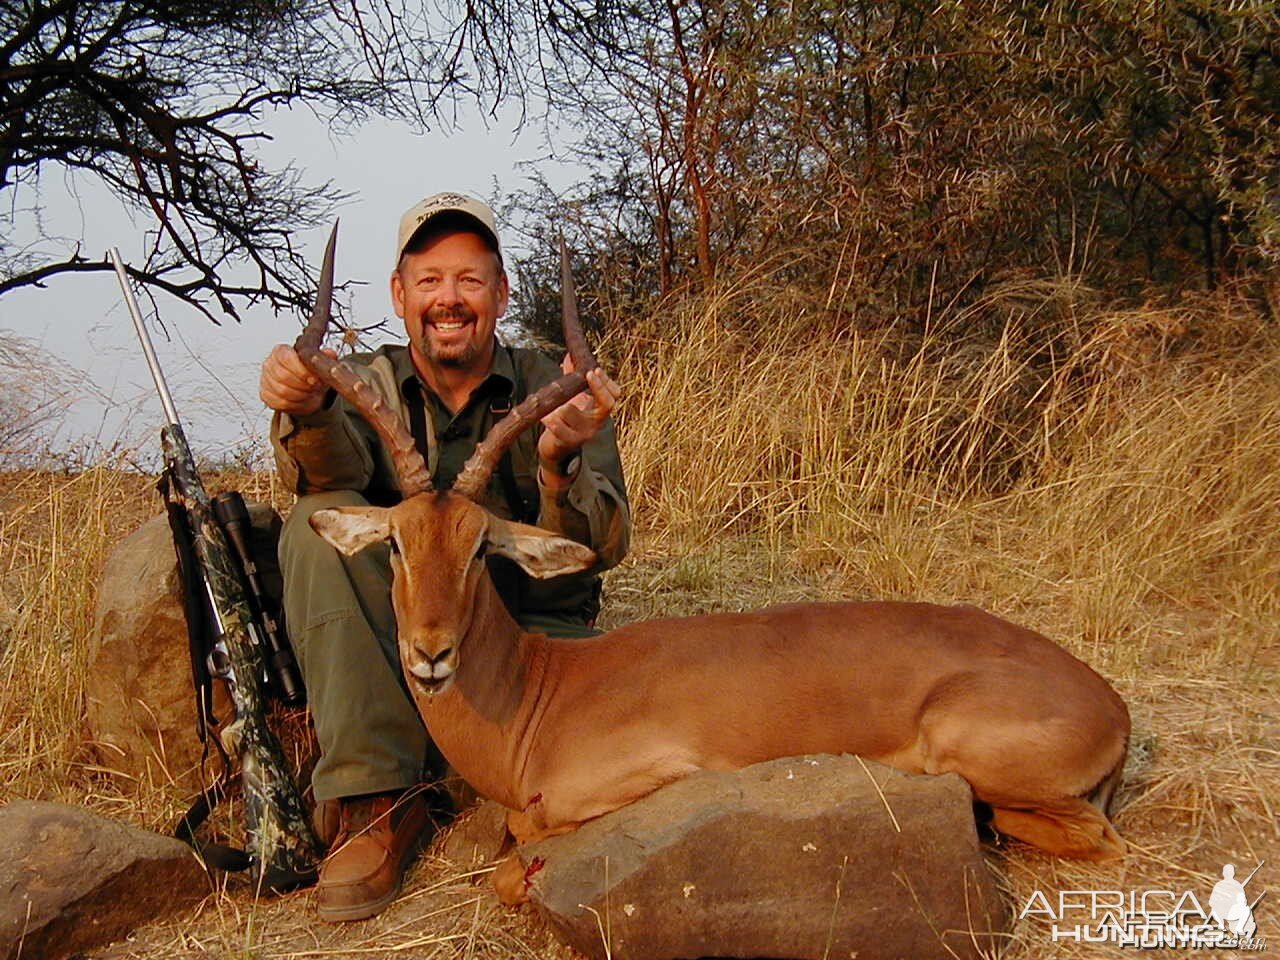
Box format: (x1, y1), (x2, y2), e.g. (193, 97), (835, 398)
(110, 249), (321, 892)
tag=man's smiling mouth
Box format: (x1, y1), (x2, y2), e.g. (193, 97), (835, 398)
(428, 305), (477, 332)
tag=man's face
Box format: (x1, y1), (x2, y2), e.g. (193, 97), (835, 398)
(391, 230), (509, 372)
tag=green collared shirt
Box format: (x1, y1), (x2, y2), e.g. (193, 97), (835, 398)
(414, 339), (522, 492)
(271, 341), (630, 625)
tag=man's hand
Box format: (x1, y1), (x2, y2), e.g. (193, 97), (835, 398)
(538, 355), (622, 486)
(260, 344), (336, 416)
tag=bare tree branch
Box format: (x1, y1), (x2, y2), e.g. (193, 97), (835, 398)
(0, 0), (518, 321)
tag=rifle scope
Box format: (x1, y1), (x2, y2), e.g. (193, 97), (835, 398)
(212, 491), (306, 707)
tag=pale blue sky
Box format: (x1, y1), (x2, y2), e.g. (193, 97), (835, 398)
(0, 104), (582, 464)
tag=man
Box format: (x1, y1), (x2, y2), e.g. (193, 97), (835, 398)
(259, 193), (629, 921)
(1210, 864), (1248, 930)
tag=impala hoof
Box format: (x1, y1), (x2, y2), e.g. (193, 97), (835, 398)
(493, 852), (544, 905)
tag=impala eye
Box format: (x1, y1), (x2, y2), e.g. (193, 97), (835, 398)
(389, 538), (402, 556)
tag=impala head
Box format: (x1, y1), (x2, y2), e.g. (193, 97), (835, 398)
(294, 221), (600, 697)
(309, 492), (594, 695)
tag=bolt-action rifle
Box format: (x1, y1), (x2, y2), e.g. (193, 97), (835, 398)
(110, 249), (322, 892)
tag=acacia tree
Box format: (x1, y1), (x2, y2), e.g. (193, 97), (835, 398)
(0, 0), (520, 322)
(21, 1), (1264, 333)
(499, 0), (1279, 340)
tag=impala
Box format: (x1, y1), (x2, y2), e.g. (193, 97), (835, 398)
(295, 226), (1130, 904)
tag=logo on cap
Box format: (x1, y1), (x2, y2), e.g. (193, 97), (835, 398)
(396, 193), (501, 264)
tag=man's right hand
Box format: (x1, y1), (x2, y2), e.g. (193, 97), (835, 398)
(260, 344), (336, 416)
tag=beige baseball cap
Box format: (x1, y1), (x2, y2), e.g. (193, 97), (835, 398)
(395, 192), (502, 265)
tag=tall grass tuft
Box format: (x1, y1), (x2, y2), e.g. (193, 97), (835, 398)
(0, 463), (286, 815)
(0, 465), (153, 803)
(614, 271), (1280, 678)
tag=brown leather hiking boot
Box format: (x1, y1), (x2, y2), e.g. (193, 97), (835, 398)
(316, 789), (431, 922)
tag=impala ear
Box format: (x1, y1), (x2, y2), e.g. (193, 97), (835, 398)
(487, 517), (597, 579)
(309, 506), (392, 555)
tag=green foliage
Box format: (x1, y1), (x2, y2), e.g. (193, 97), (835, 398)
(7, 0), (1271, 335)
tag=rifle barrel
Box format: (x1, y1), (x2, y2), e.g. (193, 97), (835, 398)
(109, 248), (182, 428)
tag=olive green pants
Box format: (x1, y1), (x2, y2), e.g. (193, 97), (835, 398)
(279, 491), (595, 803)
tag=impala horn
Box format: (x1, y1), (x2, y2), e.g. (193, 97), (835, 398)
(451, 238), (598, 500)
(293, 222), (433, 497)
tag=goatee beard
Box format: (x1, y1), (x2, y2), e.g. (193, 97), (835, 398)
(420, 304), (481, 368)
(435, 347), (477, 368)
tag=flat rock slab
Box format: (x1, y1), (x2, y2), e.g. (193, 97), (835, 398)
(521, 755), (1007, 960)
(0, 800), (211, 960)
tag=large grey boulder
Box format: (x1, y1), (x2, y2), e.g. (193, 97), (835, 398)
(85, 504), (285, 793)
(0, 800), (211, 960)
(519, 755), (1007, 960)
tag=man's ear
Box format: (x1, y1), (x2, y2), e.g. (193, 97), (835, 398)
(495, 268), (510, 318)
(487, 517), (596, 579)
(389, 267), (406, 319)
(309, 506), (392, 555)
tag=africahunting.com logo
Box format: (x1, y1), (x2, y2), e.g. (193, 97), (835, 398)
(1020, 861), (1267, 950)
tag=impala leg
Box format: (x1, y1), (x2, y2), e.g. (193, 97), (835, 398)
(493, 808), (582, 904)
(990, 797), (1126, 860)
(505, 807), (542, 844)
(1087, 749), (1127, 816)
(493, 854), (535, 905)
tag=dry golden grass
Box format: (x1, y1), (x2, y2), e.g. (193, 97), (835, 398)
(1, 466), (152, 808)
(1, 273), (1277, 958)
(0, 466), (290, 819)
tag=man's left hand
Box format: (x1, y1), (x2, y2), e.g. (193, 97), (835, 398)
(538, 356), (622, 484)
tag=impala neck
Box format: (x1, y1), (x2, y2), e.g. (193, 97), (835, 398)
(458, 572), (532, 723)
(420, 570), (543, 807)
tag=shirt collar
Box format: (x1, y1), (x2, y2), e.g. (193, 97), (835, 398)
(393, 338), (515, 401)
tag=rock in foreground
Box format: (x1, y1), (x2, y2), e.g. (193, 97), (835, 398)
(520, 755), (1007, 960)
(0, 800), (211, 960)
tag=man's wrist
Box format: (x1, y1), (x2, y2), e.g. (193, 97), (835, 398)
(289, 388), (336, 423)
(539, 451), (582, 488)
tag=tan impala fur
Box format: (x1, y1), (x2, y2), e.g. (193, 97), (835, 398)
(310, 492), (1131, 904)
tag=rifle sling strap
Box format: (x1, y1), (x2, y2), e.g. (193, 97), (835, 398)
(175, 772), (252, 873)
(159, 470), (219, 741)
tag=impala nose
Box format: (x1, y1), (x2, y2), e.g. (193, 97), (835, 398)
(408, 643), (456, 692)
(428, 646), (454, 673)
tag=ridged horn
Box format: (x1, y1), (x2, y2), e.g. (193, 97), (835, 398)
(293, 222), (433, 497)
(451, 238), (598, 500)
